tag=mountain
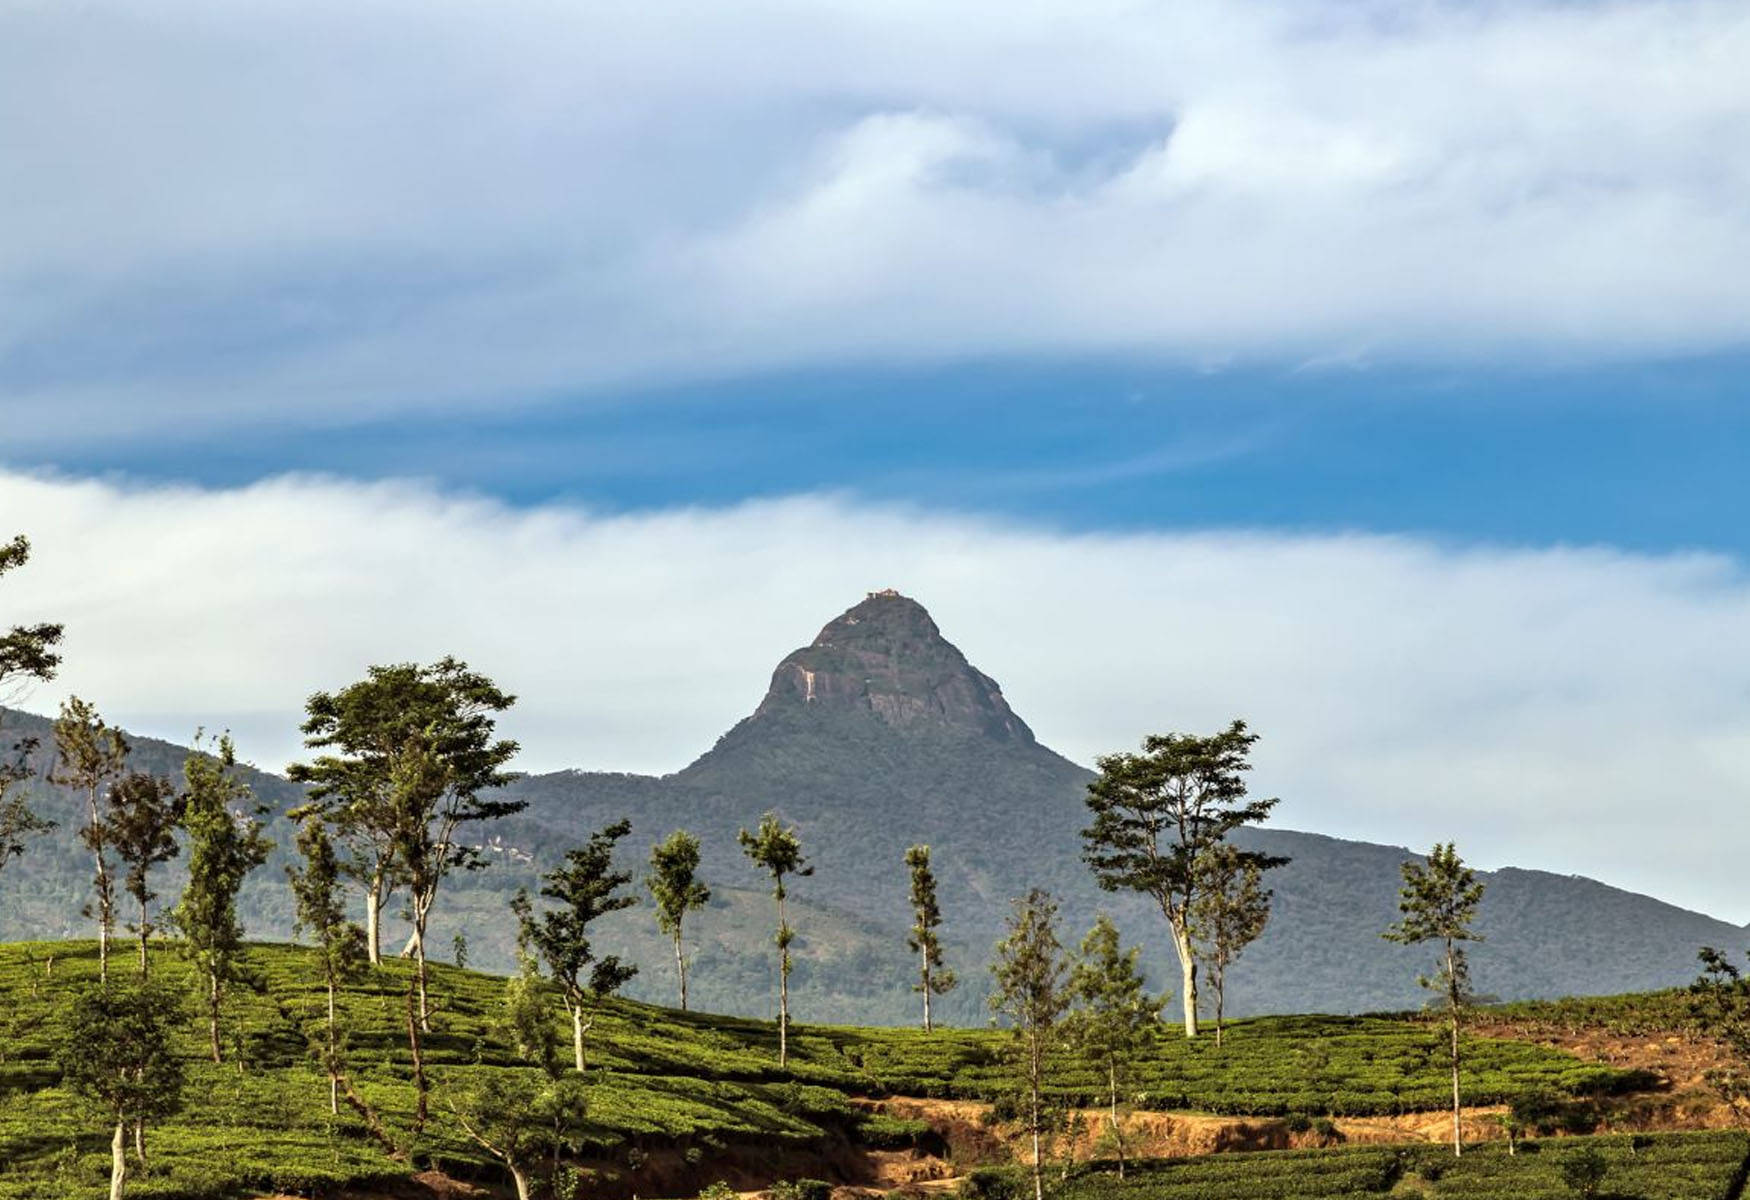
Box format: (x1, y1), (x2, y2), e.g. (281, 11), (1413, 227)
(2, 589), (1743, 1023)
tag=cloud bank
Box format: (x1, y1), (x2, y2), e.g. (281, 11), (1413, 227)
(3, 467), (1749, 920)
(3, 0), (1748, 442)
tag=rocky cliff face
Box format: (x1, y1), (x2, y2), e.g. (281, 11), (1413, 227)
(750, 589), (1036, 744)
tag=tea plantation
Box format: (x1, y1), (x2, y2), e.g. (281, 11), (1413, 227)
(0, 940), (1722, 1199)
(970, 1132), (1750, 1200)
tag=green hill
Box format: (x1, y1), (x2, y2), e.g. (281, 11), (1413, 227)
(0, 939), (1665, 1200)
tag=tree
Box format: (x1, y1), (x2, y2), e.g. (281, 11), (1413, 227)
(288, 814), (368, 1116)
(447, 1070), (589, 1200)
(446, 960), (589, 1199)
(1081, 720), (1286, 1038)
(1189, 843), (1272, 1047)
(51, 698), (130, 982)
(989, 888), (1071, 1200)
(0, 533), (63, 693)
(1066, 914), (1159, 1178)
(647, 829), (710, 1012)
(518, 819), (639, 1072)
(1382, 841), (1484, 1157)
(172, 733), (272, 1062)
(739, 811), (811, 1067)
(905, 844), (957, 1032)
(288, 657), (521, 1029)
(57, 980), (185, 1200)
(1688, 947), (1750, 1120)
(106, 770), (183, 977)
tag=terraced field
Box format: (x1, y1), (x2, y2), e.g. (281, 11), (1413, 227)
(0, 940), (1720, 1199)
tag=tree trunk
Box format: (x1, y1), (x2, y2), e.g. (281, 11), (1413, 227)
(777, 891), (790, 1068)
(921, 946), (933, 1033)
(1214, 966), (1225, 1049)
(90, 790), (111, 984)
(406, 981), (428, 1131)
(1170, 920), (1200, 1038)
(1029, 1090), (1044, 1200)
(673, 929), (688, 1012)
(209, 970), (223, 1063)
(1109, 1060), (1126, 1178)
(413, 920), (430, 1032)
(109, 1118), (128, 1200)
(509, 1166), (531, 1200)
(137, 897), (149, 977)
(1447, 940), (1462, 1157)
(571, 1001), (587, 1073)
(327, 977), (339, 1115)
(132, 1120), (145, 1168)
(366, 867), (384, 966)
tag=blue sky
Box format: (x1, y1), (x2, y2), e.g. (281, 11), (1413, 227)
(6, 0), (1750, 916)
(14, 353), (1748, 555)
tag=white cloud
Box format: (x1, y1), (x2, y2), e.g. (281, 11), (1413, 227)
(4, 467), (1750, 921)
(2, 0), (1748, 440)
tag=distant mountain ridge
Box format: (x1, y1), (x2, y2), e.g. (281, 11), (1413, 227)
(2, 589), (1742, 1023)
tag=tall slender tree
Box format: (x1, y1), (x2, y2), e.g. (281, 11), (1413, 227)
(739, 811), (811, 1067)
(989, 888), (1071, 1200)
(905, 844), (957, 1032)
(288, 814), (368, 1115)
(1081, 719), (1286, 1037)
(289, 657), (520, 1028)
(51, 698), (129, 981)
(517, 819), (639, 1072)
(1383, 841), (1485, 1157)
(1067, 914), (1159, 1178)
(107, 770), (183, 977)
(1189, 843), (1272, 1048)
(172, 733), (273, 1061)
(646, 829), (710, 1011)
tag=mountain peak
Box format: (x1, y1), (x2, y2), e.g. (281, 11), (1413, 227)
(749, 590), (1036, 744)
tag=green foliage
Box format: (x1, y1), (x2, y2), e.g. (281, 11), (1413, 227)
(0, 533), (63, 688)
(1067, 913), (1158, 1171)
(1689, 946), (1750, 1117)
(906, 844), (957, 1030)
(740, 811), (812, 1064)
(990, 888), (1071, 1200)
(51, 697), (129, 972)
(1081, 720), (1287, 1035)
(56, 977), (186, 1125)
(1190, 843), (1271, 1042)
(1559, 1145), (1609, 1197)
(106, 768), (184, 975)
(648, 828), (711, 1009)
(519, 818), (640, 1072)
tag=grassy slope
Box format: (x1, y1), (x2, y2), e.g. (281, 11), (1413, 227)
(0, 942), (1703, 1199)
